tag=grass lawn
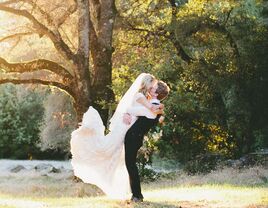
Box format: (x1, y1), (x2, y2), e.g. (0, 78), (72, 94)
(0, 166), (267, 208)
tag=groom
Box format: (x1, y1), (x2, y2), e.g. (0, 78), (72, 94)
(123, 81), (170, 202)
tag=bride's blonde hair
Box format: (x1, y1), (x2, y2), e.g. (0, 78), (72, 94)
(138, 74), (156, 97)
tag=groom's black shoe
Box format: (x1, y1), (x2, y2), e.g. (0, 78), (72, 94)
(131, 196), (143, 202)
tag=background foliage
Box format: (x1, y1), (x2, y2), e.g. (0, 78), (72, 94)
(113, 0), (268, 161)
(0, 84), (44, 159)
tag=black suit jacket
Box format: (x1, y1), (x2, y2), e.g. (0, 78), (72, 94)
(124, 115), (160, 148)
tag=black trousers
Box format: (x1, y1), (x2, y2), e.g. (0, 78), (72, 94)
(124, 132), (143, 198)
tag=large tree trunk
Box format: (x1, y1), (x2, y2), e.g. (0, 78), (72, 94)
(72, 0), (92, 122)
(89, 0), (116, 125)
(72, 61), (91, 123)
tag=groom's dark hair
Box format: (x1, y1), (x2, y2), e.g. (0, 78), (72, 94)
(156, 81), (170, 101)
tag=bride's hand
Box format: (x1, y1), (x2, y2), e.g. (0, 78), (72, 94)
(123, 113), (132, 125)
(150, 104), (159, 111)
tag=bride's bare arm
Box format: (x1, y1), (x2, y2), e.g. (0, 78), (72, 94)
(126, 106), (156, 118)
(136, 96), (164, 114)
(136, 96), (158, 111)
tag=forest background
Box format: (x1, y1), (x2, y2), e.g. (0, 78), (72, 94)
(0, 0), (267, 174)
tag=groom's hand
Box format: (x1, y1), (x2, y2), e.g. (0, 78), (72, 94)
(159, 115), (165, 123)
(153, 109), (164, 115)
(159, 103), (164, 110)
(123, 113), (132, 125)
(152, 104), (164, 115)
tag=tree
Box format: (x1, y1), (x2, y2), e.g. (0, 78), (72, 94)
(0, 0), (116, 123)
(114, 0), (268, 157)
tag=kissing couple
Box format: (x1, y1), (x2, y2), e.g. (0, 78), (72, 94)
(70, 73), (170, 202)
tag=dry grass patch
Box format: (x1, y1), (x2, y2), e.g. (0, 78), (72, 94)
(0, 166), (267, 208)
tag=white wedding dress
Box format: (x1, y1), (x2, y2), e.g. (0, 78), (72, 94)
(70, 92), (157, 199)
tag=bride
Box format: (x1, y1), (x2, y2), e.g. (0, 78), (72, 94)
(70, 73), (160, 199)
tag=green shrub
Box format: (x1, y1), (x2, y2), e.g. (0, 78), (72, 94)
(0, 84), (44, 159)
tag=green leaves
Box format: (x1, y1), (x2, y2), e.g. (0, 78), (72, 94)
(0, 84), (44, 159)
(113, 0), (268, 160)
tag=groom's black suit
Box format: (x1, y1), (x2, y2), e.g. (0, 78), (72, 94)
(124, 115), (160, 199)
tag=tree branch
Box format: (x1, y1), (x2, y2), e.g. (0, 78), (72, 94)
(57, 0), (78, 27)
(0, 72), (75, 97)
(8, 37), (21, 52)
(183, 9), (239, 58)
(0, 78), (74, 97)
(167, 31), (194, 63)
(0, 0), (21, 6)
(77, 0), (90, 58)
(0, 4), (76, 62)
(124, 20), (194, 63)
(209, 20), (240, 58)
(0, 32), (33, 43)
(59, 27), (76, 50)
(25, 0), (55, 26)
(25, 0), (77, 27)
(0, 57), (73, 80)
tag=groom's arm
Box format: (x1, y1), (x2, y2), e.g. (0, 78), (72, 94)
(123, 106), (164, 125)
(126, 106), (159, 118)
(122, 106), (153, 125)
